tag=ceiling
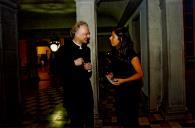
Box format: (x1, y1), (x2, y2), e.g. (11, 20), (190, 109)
(19, 0), (76, 15)
(18, 0), (143, 40)
(18, 0), (133, 30)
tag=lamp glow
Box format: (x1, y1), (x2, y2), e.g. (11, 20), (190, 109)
(49, 41), (60, 52)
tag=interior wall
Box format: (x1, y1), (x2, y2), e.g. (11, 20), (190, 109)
(18, 13), (76, 30)
(97, 34), (111, 53)
(0, 0), (22, 126)
(127, 0), (149, 98)
(184, 0), (195, 115)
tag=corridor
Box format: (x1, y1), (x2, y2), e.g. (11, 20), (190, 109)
(21, 67), (195, 128)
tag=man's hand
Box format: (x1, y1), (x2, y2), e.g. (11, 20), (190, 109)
(84, 62), (92, 72)
(74, 58), (84, 66)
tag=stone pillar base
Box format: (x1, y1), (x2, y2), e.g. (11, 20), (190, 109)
(94, 114), (103, 128)
(160, 107), (188, 120)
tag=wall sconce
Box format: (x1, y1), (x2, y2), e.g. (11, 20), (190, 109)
(49, 40), (60, 52)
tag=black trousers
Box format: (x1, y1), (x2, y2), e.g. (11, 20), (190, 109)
(114, 84), (141, 127)
(62, 80), (94, 128)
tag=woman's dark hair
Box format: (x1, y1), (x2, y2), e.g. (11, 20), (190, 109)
(111, 27), (134, 58)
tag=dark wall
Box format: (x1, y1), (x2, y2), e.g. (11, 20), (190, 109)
(0, 0), (22, 126)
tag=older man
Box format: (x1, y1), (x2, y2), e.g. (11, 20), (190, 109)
(56, 21), (94, 128)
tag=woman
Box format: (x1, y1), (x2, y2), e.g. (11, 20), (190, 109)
(105, 27), (144, 127)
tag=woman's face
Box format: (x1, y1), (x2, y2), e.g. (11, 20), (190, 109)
(109, 31), (120, 47)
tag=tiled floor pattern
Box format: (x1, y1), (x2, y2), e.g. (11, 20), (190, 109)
(98, 89), (195, 128)
(21, 68), (195, 128)
(22, 84), (195, 128)
(22, 85), (69, 128)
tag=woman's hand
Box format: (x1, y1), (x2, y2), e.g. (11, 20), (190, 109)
(111, 78), (125, 86)
(105, 72), (113, 80)
(105, 72), (115, 84)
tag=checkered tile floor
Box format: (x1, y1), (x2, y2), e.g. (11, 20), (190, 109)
(98, 88), (195, 128)
(21, 67), (195, 128)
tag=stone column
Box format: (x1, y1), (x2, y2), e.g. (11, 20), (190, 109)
(160, 0), (186, 119)
(147, 0), (163, 112)
(75, 0), (99, 121)
(0, 0), (21, 126)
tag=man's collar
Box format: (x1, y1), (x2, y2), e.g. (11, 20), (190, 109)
(72, 40), (82, 49)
